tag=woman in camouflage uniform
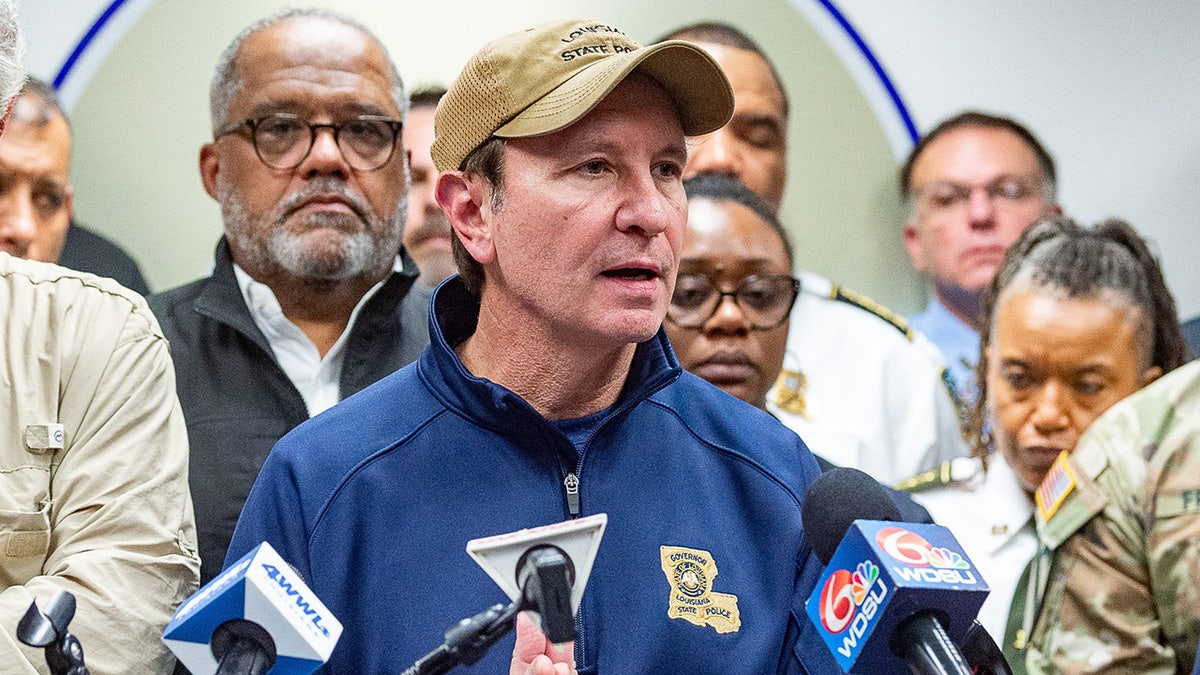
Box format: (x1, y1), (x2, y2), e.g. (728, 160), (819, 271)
(983, 217), (1189, 673)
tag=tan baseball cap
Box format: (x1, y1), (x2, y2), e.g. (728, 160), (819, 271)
(431, 18), (734, 172)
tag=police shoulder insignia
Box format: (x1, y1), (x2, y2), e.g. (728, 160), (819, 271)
(1036, 451), (1076, 521)
(894, 461), (954, 493)
(772, 369), (809, 417)
(894, 457), (980, 493)
(830, 285), (914, 341)
(659, 546), (741, 634)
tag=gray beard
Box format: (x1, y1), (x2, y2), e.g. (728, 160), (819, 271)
(220, 177), (405, 283)
(268, 211), (376, 281)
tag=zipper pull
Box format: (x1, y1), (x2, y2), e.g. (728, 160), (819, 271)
(564, 472), (581, 516)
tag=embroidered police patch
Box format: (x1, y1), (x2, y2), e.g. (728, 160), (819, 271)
(1036, 451), (1076, 521)
(659, 546), (741, 634)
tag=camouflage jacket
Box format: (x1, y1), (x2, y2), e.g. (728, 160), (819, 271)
(1025, 360), (1200, 673)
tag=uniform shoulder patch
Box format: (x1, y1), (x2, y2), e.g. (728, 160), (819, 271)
(894, 457), (980, 493)
(1036, 451), (1076, 521)
(660, 546), (741, 634)
(830, 284), (914, 341)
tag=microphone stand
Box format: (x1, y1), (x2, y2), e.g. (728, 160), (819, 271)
(16, 590), (91, 675)
(402, 601), (520, 675)
(403, 544), (577, 675)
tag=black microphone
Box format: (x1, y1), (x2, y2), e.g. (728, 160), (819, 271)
(958, 620), (1014, 675)
(404, 514), (607, 675)
(802, 467), (988, 675)
(403, 544), (579, 675)
(17, 589), (90, 675)
(802, 466), (903, 564)
(516, 544), (576, 644)
(208, 620), (276, 675)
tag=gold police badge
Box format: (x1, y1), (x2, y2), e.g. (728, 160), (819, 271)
(659, 546), (741, 634)
(772, 369), (809, 418)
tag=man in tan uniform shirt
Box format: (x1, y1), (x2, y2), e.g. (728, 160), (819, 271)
(0, 253), (200, 673)
(0, 3), (200, 671)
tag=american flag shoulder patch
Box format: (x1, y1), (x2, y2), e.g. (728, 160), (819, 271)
(1036, 451), (1076, 521)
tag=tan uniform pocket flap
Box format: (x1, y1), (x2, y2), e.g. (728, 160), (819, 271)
(0, 502), (52, 565)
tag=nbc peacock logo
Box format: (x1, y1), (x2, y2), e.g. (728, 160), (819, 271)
(875, 527), (979, 585)
(875, 527), (970, 569)
(817, 560), (885, 633)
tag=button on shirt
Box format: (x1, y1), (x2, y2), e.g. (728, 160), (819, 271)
(912, 454), (1037, 640)
(234, 261), (400, 416)
(909, 297), (980, 404)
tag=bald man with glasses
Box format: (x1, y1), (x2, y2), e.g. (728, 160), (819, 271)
(901, 111), (1061, 403)
(149, 8), (429, 584)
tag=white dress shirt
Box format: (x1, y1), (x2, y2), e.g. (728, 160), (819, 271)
(233, 261), (399, 417)
(768, 271), (968, 485)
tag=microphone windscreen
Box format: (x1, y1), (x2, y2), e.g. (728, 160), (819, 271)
(802, 467), (902, 565)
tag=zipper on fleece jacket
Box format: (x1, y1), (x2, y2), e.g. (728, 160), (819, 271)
(563, 472), (581, 516)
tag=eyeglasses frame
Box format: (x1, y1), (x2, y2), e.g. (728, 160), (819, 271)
(667, 273), (801, 330)
(214, 113), (404, 172)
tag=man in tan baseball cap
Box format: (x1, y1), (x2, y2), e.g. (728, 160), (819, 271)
(432, 18), (734, 296)
(229, 18), (842, 674)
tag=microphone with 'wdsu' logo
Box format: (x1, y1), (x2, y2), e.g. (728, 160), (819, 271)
(802, 467), (989, 675)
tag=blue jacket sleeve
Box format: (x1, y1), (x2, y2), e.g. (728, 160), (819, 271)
(223, 442), (315, 584)
(781, 434), (848, 673)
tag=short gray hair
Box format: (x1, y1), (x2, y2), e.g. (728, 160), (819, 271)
(209, 8), (406, 132)
(0, 0), (25, 110)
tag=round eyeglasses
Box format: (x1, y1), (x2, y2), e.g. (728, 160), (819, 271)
(667, 273), (800, 329)
(215, 113), (403, 172)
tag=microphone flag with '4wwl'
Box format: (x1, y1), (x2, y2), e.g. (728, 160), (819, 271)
(806, 521), (989, 674)
(163, 542), (343, 674)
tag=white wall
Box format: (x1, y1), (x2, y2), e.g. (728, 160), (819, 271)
(835, 1), (1200, 319)
(18, 1), (1200, 319)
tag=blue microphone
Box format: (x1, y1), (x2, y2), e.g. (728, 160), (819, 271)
(162, 542), (342, 675)
(802, 468), (989, 674)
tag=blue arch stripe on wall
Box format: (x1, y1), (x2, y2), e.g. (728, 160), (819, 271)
(815, 0), (919, 144)
(53, 0), (132, 89)
(54, 0), (919, 144)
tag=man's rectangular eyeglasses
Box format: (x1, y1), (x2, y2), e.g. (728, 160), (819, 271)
(215, 113), (403, 172)
(910, 175), (1047, 217)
